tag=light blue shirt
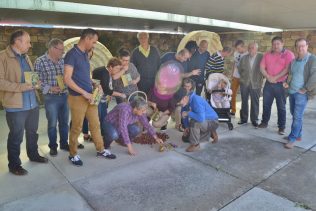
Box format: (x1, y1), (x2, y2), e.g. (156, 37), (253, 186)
(289, 53), (310, 94)
(6, 49), (38, 112)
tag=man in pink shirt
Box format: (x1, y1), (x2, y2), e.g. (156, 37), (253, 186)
(258, 36), (295, 135)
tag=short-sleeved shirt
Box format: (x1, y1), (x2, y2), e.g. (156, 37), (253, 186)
(233, 51), (248, 78)
(260, 49), (295, 82)
(92, 66), (114, 97)
(64, 44), (92, 96)
(112, 63), (139, 97)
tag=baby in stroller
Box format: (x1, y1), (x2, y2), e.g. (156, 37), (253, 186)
(211, 79), (232, 108)
(206, 73), (232, 108)
(206, 73), (234, 130)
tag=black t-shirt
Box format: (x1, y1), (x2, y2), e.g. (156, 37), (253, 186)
(92, 66), (114, 96)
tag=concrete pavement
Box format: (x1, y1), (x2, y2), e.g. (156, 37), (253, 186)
(0, 97), (315, 211)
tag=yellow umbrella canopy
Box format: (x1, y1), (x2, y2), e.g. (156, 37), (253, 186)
(177, 30), (223, 54)
(63, 37), (113, 71)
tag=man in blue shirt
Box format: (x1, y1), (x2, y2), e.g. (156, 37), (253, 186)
(64, 28), (116, 166)
(160, 49), (201, 79)
(178, 92), (219, 152)
(187, 40), (210, 95)
(283, 38), (316, 149)
(0, 30), (48, 176)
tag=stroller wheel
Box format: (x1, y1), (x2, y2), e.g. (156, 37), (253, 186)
(228, 122), (234, 130)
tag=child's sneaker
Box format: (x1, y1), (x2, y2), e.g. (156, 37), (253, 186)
(97, 149), (116, 159)
(69, 155), (83, 166)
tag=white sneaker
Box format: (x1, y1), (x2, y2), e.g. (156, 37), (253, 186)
(97, 149), (117, 159)
(68, 155), (83, 166)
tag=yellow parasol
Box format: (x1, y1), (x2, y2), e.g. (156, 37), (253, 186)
(63, 37), (113, 71)
(177, 30), (223, 54)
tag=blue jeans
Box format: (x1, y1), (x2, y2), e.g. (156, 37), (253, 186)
(6, 107), (40, 170)
(102, 120), (141, 148)
(181, 105), (190, 128)
(44, 94), (69, 149)
(262, 82), (286, 129)
(288, 92), (308, 142)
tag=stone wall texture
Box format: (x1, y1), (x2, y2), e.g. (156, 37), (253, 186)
(2, 27), (316, 72)
(1, 26), (316, 108)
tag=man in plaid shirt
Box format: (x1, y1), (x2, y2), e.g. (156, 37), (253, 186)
(34, 38), (69, 156)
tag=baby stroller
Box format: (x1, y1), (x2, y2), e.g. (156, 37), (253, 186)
(205, 73), (234, 130)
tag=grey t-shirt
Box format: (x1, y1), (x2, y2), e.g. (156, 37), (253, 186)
(113, 63), (140, 97)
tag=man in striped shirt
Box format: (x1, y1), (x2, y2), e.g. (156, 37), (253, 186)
(204, 47), (232, 80)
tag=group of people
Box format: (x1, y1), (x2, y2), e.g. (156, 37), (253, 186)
(0, 28), (315, 176)
(236, 37), (316, 150)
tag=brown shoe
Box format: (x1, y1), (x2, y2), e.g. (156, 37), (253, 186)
(278, 128), (285, 135)
(186, 144), (200, 152)
(211, 131), (218, 144)
(9, 166), (28, 176)
(258, 123), (268, 128)
(284, 142), (295, 149)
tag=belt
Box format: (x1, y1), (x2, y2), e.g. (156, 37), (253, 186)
(47, 91), (68, 96)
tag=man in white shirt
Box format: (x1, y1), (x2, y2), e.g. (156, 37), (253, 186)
(231, 40), (248, 116)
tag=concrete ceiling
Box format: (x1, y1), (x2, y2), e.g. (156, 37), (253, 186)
(1, 0), (316, 32)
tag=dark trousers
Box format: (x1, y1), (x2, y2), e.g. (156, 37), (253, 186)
(195, 83), (204, 96)
(98, 101), (108, 136)
(240, 84), (260, 123)
(138, 79), (154, 94)
(102, 121), (141, 148)
(6, 107), (40, 170)
(261, 82), (286, 129)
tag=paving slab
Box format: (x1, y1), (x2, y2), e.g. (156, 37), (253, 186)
(233, 118), (316, 150)
(0, 150), (67, 205)
(260, 151), (316, 210)
(72, 153), (251, 211)
(176, 130), (304, 184)
(0, 184), (92, 211)
(39, 141), (165, 183)
(221, 187), (311, 211)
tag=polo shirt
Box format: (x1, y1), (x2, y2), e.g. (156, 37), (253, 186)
(260, 49), (295, 82)
(64, 44), (92, 96)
